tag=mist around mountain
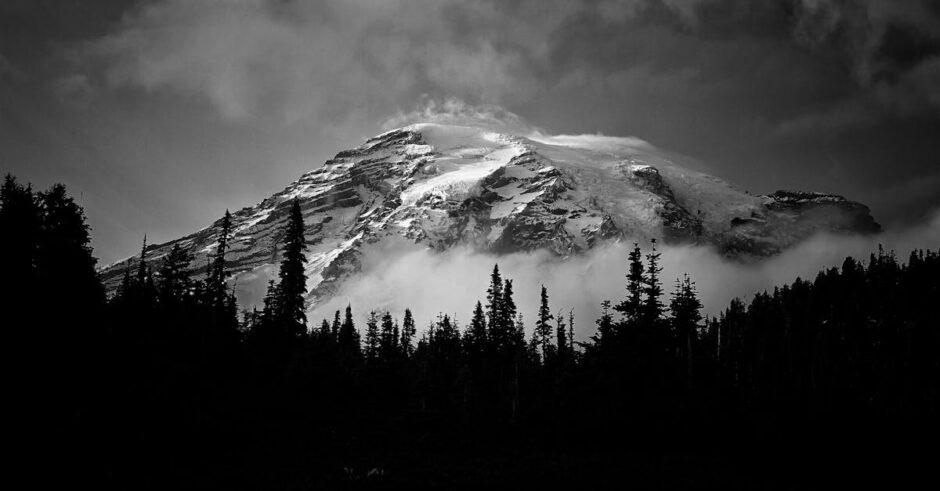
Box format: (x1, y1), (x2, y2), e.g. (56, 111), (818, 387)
(98, 122), (884, 328)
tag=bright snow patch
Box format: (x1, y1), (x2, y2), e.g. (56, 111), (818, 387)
(399, 141), (525, 206)
(527, 132), (653, 153)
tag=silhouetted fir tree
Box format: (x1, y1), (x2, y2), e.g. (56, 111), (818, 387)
(593, 300), (615, 345)
(642, 239), (665, 323)
(379, 311), (397, 362)
(206, 210), (233, 310)
(260, 280), (279, 322)
(36, 183), (103, 306)
(338, 304), (361, 361)
(514, 313), (526, 350)
(401, 308), (416, 357)
(331, 310), (341, 339)
(568, 309), (576, 354)
(274, 200), (308, 337)
(136, 235), (148, 285)
(130, 235), (156, 310)
(467, 301), (487, 357)
(365, 310), (380, 363)
(670, 274), (702, 383)
(534, 285), (554, 363)
(485, 265), (504, 344)
(615, 241), (645, 324)
(436, 313), (460, 346)
(500, 278), (518, 349)
(556, 309), (568, 361)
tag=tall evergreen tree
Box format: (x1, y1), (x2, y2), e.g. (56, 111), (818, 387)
(615, 242), (645, 323)
(331, 310), (341, 339)
(207, 210), (233, 309)
(514, 313), (526, 353)
(318, 319), (332, 341)
(380, 311), (397, 361)
(401, 308), (416, 357)
(534, 285), (554, 362)
(642, 239), (665, 323)
(467, 301), (487, 354)
(500, 278), (517, 348)
(338, 304), (361, 359)
(35, 183), (104, 309)
(136, 235), (149, 287)
(485, 265), (504, 343)
(670, 274), (702, 381)
(593, 300), (615, 346)
(556, 309), (568, 360)
(275, 200), (308, 336)
(364, 311), (380, 363)
(129, 235), (156, 309)
(567, 309), (576, 354)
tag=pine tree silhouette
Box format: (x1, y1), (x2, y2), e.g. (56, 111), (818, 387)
(401, 308), (416, 357)
(275, 200), (308, 337)
(556, 309), (568, 361)
(534, 285), (554, 363)
(339, 304), (361, 361)
(485, 265), (504, 345)
(467, 301), (487, 356)
(615, 242), (645, 324)
(365, 310), (380, 363)
(500, 278), (517, 349)
(207, 210), (233, 310)
(669, 274), (702, 383)
(641, 239), (665, 323)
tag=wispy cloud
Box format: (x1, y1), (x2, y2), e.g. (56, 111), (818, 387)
(307, 209), (940, 334)
(78, 0), (570, 123)
(381, 96), (534, 134)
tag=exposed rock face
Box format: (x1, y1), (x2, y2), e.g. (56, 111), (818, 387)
(99, 123), (880, 306)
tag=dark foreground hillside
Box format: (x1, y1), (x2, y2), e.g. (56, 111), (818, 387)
(3, 175), (938, 489)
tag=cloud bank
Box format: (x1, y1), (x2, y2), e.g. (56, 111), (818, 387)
(79, 0), (940, 127)
(84, 0), (558, 123)
(308, 209), (940, 339)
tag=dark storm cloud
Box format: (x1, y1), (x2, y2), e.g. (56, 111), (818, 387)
(1, 0), (938, 263)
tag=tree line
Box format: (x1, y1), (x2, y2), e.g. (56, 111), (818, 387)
(3, 174), (937, 488)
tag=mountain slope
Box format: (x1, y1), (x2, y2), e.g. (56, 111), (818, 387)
(99, 123), (879, 306)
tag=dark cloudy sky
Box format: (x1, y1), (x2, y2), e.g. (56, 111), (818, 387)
(2, 0), (939, 264)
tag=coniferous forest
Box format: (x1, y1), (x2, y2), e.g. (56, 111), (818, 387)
(4, 174), (939, 489)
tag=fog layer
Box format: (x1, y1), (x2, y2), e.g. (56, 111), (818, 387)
(308, 210), (940, 338)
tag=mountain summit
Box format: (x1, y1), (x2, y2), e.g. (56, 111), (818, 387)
(100, 123), (879, 305)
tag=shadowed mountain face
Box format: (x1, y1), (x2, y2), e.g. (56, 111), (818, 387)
(99, 123), (879, 306)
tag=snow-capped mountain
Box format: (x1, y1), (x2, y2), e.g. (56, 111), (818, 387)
(99, 123), (879, 305)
